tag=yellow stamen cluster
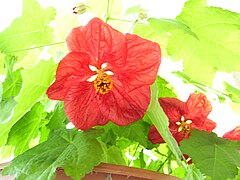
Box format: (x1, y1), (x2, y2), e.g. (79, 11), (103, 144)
(93, 73), (113, 94)
(176, 117), (192, 135)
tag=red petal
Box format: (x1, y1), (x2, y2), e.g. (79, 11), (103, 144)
(148, 126), (165, 144)
(99, 80), (151, 126)
(185, 93), (212, 127)
(66, 18), (127, 68)
(47, 52), (94, 100)
(223, 126), (240, 141)
(159, 98), (185, 124)
(116, 34), (161, 91)
(64, 81), (108, 130)
(202, 119), (216, 132)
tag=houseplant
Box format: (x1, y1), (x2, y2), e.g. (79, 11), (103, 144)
(0, 0), (239, 179)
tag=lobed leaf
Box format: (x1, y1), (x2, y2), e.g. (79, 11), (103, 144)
(0, 59), (56, 146)
(2, 129), (104, 180)
(167, 0), (240, 85)
(180, 130), (240, 180)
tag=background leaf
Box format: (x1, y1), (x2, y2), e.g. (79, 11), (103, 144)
(7, 103), (47, 156)
(0, 0), (56, 60)
(2, 55), (22, 99)
(2, 129), (104, 180)
(0, 98), (17, 124)
(0, 59), (56, 146)
(167, 0), (240, 85)
(180, 130), (240, 180)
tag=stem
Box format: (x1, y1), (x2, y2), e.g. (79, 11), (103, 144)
(155, 148), (168, 157)
(107, 17), (135, 23)
(105, 0), (111, 23)
(157, 152), (172, 172)
(128, 20), (138, 33)
(6, 41), (65, 53)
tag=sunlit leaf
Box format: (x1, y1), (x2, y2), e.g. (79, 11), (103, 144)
(134, 18), (197, 56)
(224, 82), (240, 103)
(0, 59), (56, 146)
(0, 98), (17, 124)
(0, 0), (56, 60)
(156, 75), (177, 98)
(180, 130), (240, 180)
(167, 0), (240, 85)
(2, 55), (22, 98)
(2, 129), (104, 180)
(7, 103), (47, 156)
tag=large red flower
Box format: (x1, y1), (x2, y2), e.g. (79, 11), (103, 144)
(148, 93), (216, 144)
(47, 18), (161, 130)
(223, 126), (240, 141)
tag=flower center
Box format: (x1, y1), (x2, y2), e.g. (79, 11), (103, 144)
(87, 63), (114, 95)
(93, 73), (113, 94)
(176, 117), (192, 135)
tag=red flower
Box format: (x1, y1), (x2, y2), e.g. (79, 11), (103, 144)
(148, 93), (216, 144)
(223, 126), (240, 141)
(47, 18), (161, 130)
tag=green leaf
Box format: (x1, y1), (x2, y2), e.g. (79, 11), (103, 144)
(46, 102), (68, 131)
(2, 55), (22, 98)
(156, 75), (177, 98)
(99, 121), (150, 147)
(0, 59), (56, 146)
(0, 98), (17, 124)
(167, 0), (240, 85)
(2, 129), (104, 180)
(146, 82), (183, 164)
(174, 71), (227, 103)
(184, 165), (205, 180)
(134, 18), (197, 56)
(180, 130), (240, 180)
(7, 103), (47, 156)
(101, 144), (126, 166)
(0, 0), (56, 60)
(224, 82), (240, 103)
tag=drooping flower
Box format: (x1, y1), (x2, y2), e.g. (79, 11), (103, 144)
(148, 93), (216, 144)
(223, 126), (240, 141)
(47, 18), (161, 130)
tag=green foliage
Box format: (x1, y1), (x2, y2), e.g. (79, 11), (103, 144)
(7, 103), (47, 156)
(101, 144), (126, 165)
(2, 55), (22, 98)
(98, 121), (151, 147)
(0, 98), (17, 124)
(180, 130), (240, 180)
(174, 71), (227, 102)
(224, 82), (240, 103)
(46, 102), (68, 131)
(167, 0), (240, 85)
(184, 165), (205, 180)
(0, 60), (56, 146)
(146, 82), (184, 164)
(156, 76), (177, 98)
(134, 18), (196, 56)
(0, 0), (56, 60)
(2, 129), (104, 180)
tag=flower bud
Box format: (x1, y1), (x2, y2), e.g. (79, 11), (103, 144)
(73, 3), (87, 14)
(138, 12), (147, 20)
